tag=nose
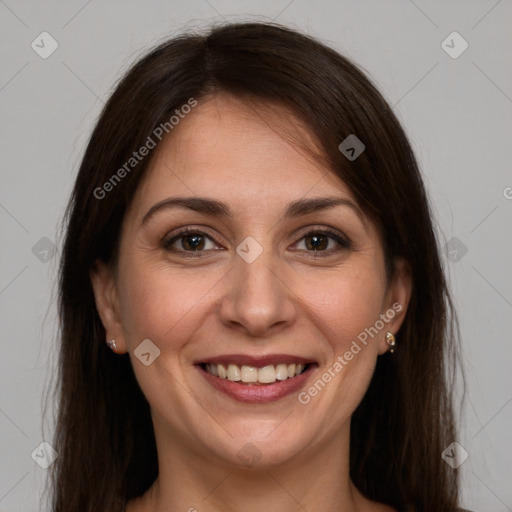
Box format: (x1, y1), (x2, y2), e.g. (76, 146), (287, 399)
(218, 248), (298, 338)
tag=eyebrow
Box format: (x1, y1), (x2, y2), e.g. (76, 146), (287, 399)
(141, 196), (366, 226)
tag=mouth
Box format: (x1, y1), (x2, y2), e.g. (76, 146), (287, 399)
(195, 355), (318, 403)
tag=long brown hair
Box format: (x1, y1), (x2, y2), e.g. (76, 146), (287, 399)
(50, 22), (462, 511)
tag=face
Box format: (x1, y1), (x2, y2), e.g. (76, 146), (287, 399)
(91, 94), (410, 470)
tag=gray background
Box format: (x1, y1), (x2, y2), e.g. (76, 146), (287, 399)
(1, 1), (511, 510)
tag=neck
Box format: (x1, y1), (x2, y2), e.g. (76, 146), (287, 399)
(127, 417), (382, 512)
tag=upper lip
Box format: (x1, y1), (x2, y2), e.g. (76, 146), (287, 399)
(196, 354), (316, 367)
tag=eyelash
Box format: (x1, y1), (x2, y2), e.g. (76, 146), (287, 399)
(162, 226), (352, 257)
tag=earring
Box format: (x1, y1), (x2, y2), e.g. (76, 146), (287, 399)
(385, 332), (396, 354)
(106, 339), (118, 353)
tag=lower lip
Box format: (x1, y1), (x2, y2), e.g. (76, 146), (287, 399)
(197, 365), (316, 403)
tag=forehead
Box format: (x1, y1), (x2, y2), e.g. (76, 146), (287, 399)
(129, 94), (356, 219)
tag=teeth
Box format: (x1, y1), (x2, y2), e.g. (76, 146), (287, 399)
(275, 364), (288, 381)
(258, 365), (276, 383)
(241, 365), (258, 383)
(218, 364), (227, 379)
(205, 362), (308, 384)
(217, 364), (228, 379)
(227, 364), (241, 381)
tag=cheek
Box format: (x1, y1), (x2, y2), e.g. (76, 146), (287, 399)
(117, 258), (215, 349)
(115, 259), (219, 428)
(294, 267), (386, 424)
(302, 268), (386, 353)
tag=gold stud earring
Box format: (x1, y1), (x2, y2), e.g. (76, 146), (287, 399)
(385, 332), (396, 354)
(106, 339), (118, 353)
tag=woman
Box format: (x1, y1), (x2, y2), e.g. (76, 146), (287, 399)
(51, 22), (463, 511)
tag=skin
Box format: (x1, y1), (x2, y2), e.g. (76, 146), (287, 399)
(91, 94), (411, 512)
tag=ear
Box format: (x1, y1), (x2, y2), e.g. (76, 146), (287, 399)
(90, 260), (127, 353)
(378, 258), (412, 355)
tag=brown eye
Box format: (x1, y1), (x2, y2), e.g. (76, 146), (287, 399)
(180, 233), (206, 251)
(292, 228), (352, 256)
(164, 229), (218, 252)
(294, 229), (351, 253)
(304, 233), (329, 251)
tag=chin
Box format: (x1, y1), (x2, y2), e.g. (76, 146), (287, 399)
(202, 424), (313, 470)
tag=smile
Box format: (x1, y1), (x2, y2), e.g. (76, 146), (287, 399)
(196, 354), (317, 403)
